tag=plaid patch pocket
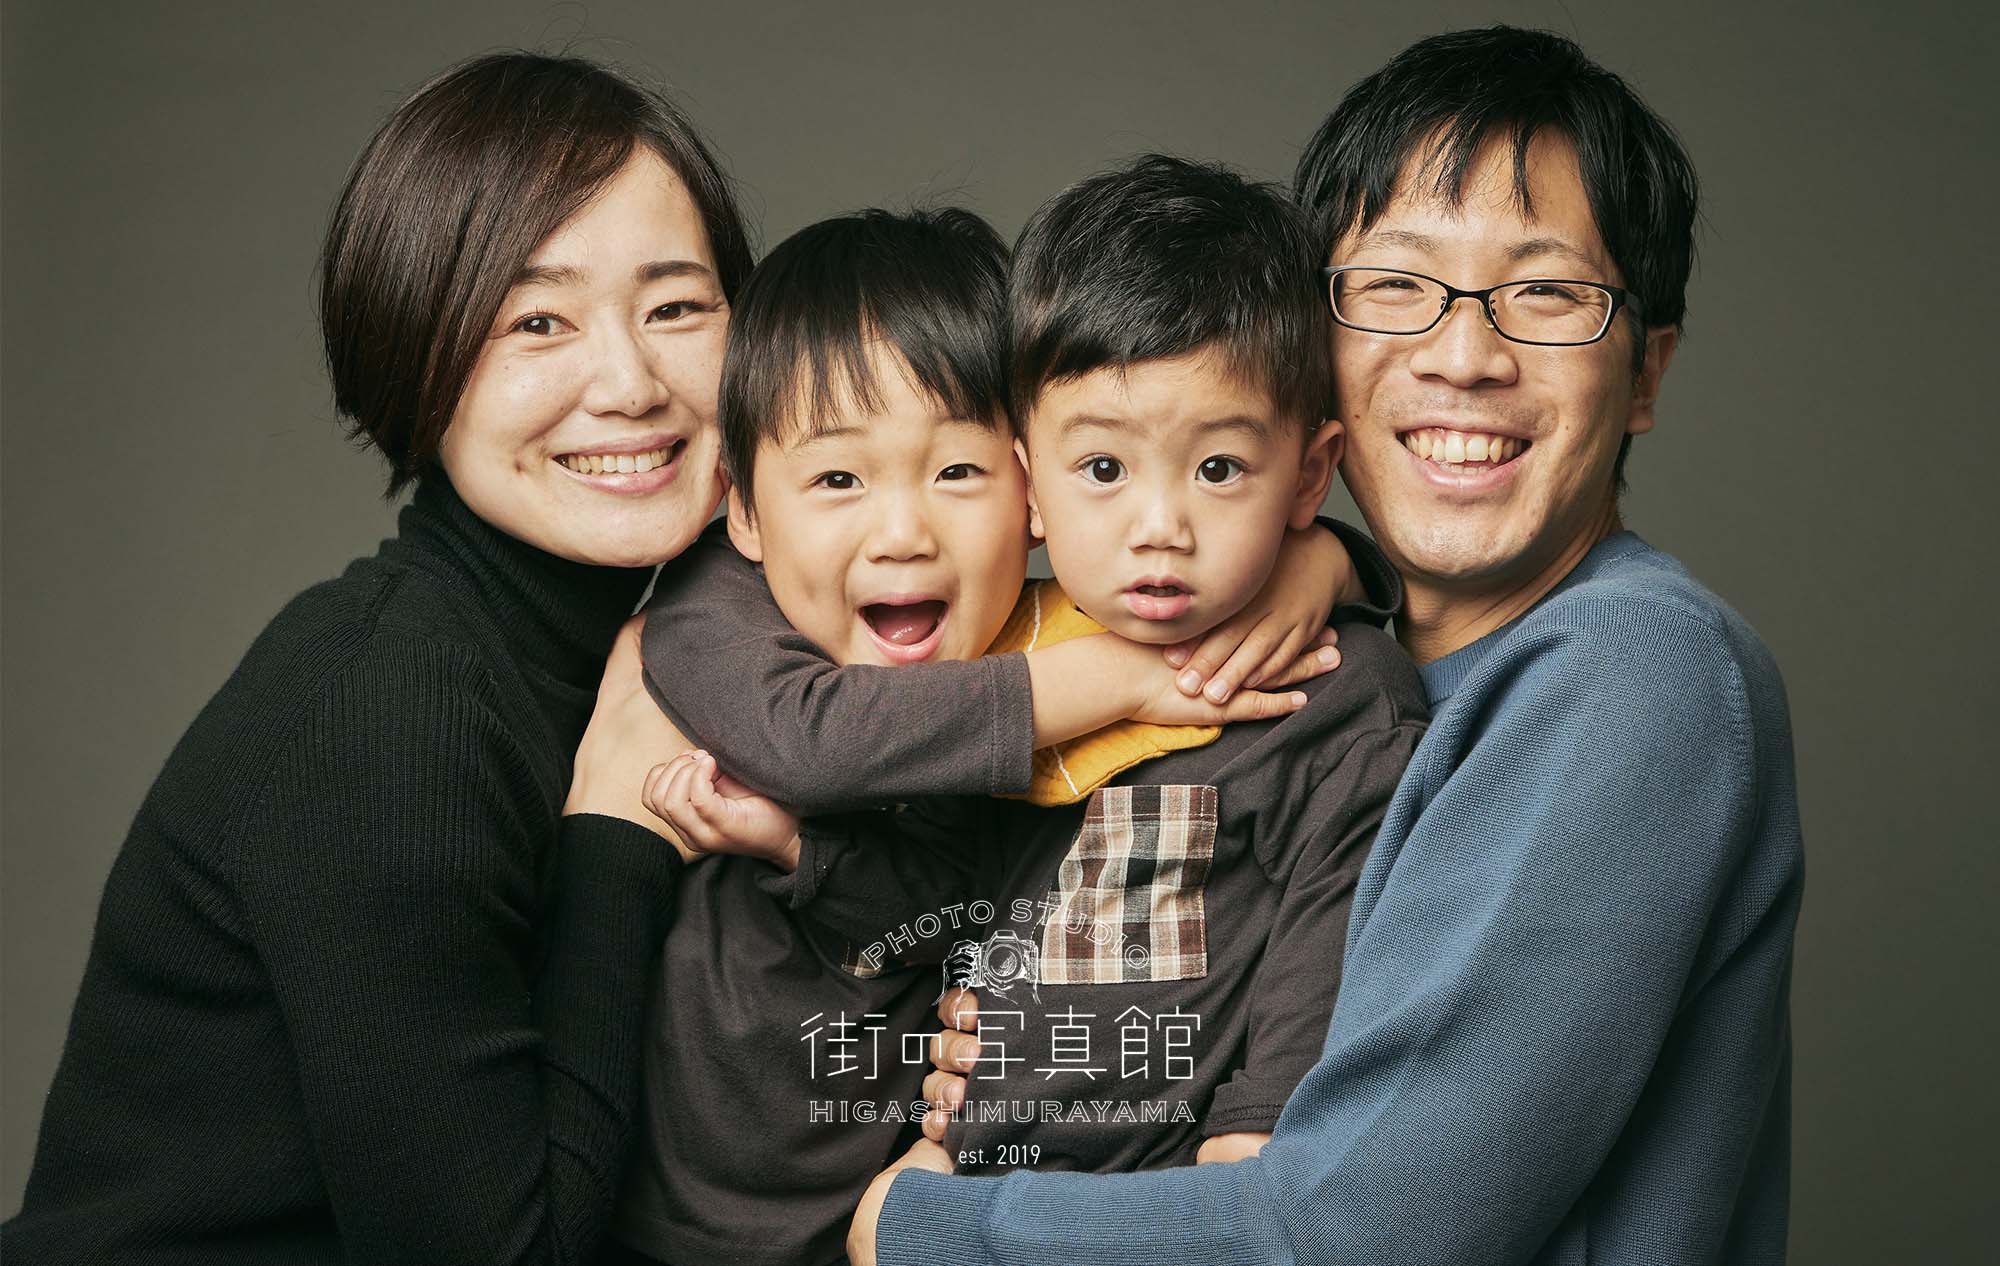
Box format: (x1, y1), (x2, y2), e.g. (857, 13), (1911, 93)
(1037, 784), (1218, 984)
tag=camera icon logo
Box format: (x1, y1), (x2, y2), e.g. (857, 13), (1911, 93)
(940, 930), (1041, 1005)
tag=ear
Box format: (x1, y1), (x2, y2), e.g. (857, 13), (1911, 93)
(725, 484), (763, 563)
(1014, 438), (1045, 543)
(1287, 419), (1344, 530)
(1626, 327), (1679, 437)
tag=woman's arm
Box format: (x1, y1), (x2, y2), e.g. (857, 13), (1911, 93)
(234, 635), (682, 1264)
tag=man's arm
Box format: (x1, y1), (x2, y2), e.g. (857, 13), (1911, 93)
(859, 603), (1797, 1266)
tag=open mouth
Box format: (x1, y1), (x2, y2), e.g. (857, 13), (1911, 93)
(1399, 427), (1531, 475)
(860, 598), (949, 664)
(1124, 580), (1193, 622)
(555, 439), (686, 477)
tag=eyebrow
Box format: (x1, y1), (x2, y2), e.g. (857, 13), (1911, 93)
(1349, 229), (1604, 277)
(1058, 413), (1271, 441)
(1502, 236), (1603, 274)
(789, 414), (995, 452)
(510, 258), (715, 288)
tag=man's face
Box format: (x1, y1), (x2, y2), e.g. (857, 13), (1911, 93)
(1023, 348), (1338, 645)
(1329, 133), (1673, 594)
(729, 346), (1030, 667)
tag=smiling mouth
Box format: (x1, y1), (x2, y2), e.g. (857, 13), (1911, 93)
(556, 440), (685, 476)
(860, 599), (949, 662)
(1399, 427), (1531, 473)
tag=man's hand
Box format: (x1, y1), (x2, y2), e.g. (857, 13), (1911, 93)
(849, 1137), (954, 1266)
(1163, 521), (1351, 702)
(641, 749), (801, 871)
(920, 986), (980, 1142)
(1196, 1131), (1271, 1164)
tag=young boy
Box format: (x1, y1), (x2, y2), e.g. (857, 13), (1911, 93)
(606, 206), (1345, 1266)
(643, 158), (1427, 1191)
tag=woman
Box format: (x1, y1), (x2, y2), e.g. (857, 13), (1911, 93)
(3, 53), (751, 1263)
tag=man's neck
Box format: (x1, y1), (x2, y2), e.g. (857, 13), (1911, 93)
(1397, 501), (1623, 665)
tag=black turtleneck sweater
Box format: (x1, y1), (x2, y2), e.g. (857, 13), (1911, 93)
(3, 477), (683, 1264)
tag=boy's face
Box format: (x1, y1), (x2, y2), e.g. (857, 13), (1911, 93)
(728, 346), (1030, 668)
(1022, 347), (1340, 645)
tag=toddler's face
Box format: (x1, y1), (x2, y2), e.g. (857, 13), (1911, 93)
(731, 345), (1030, 667)
(1022, 347), (1338, 645)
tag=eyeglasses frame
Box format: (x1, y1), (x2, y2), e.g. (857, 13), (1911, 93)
(1320, 264), (1647, 347)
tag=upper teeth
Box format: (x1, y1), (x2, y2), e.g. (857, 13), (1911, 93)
(560, 446), (674, 475)
(1401, 428), (1526, 467)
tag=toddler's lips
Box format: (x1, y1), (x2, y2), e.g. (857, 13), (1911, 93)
(1123, 582), (1192, 622)
(860, 599), (949, 664)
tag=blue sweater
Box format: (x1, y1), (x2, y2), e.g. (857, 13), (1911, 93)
(877, 532), (1803, 1265)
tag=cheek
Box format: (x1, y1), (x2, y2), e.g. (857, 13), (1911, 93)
(660, 329), (726, 420)
(455, 353), (581, 462)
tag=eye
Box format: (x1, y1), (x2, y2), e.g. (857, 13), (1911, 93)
(1082, 456), (1125, 485)
(1196, 456), (1244, 484)
(510, 312), (572, 337)
(938, 463), (986, 482)
(649, 300), (709, 323)
(813, 471), (859, 491)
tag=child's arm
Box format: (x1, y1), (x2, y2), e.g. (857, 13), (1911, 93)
(1200, 717), (1424, 1145)
(640, 745), (1002, 962)
(643, 524), (1322, 815)
(774, 801), (1010, 963)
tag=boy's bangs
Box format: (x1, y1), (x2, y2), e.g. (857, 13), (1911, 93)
(774, 319), (1003, 450)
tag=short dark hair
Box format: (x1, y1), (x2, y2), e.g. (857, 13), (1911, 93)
(319, 52), (754, 496)
(1294, 26), (1699, 484)
(1009, 154), (1331, 430)
(719, 207), (1010, 508)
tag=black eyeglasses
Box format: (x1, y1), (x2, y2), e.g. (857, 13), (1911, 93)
(1322, 266), (1645, 347)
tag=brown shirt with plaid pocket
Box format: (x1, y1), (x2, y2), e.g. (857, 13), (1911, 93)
(781, 616), (1428, 1177)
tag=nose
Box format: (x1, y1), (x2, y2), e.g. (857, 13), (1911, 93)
(580, 323), (671, 419)
(864, 490), (940, 563)
(1405, 295), (1519, 389)
(1127, 484), (1195, 555)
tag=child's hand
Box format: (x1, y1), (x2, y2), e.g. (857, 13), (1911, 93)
(921, 986), (981, 1143)
(1126, 637), (1317, 727)
(1195, 1131), (1271, 1164)
(641, 750), (802, 871)
(1163, 522), (1353, 702)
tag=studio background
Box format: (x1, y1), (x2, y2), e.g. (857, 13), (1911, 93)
(3, 1), (1993, 1258)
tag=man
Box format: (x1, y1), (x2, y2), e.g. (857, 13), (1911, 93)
(848, 26), (1803, 1266)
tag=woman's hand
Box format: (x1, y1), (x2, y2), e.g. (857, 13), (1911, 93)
(641, 750), (801, 871)
(848, 1137), (955, 1266)
(1163, 522), (1354, 702)
(564, 615), (702, 862)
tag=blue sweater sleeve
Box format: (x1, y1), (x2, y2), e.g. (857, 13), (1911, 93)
(876, 598), (1786, 1266)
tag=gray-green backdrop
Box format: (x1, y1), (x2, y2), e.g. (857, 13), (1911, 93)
(4, 1), (1994, 1258)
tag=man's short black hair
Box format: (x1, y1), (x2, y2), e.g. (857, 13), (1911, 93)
(720, 207), (1010, 507)
(1294, 25), (1699, 485)
(1009, 154), (1330, 429)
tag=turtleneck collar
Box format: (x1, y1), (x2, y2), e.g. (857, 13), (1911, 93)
(381, 474), (655, 692)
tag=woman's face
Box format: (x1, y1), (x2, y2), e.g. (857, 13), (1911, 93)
(439, 149), (729, 568)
